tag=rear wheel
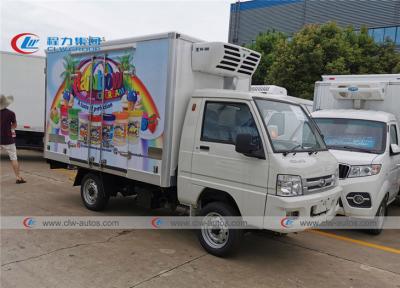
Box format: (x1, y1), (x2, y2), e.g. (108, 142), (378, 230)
(368, 196), (387, 235)
(197, 202), (242, 257)
(395, 187), (400, 206)
(80, 173), (109, 211)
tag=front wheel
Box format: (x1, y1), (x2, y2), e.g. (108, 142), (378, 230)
(197, 202), (243, 257)
(368, 196), (387, 235)
(80, 173), (109, 211)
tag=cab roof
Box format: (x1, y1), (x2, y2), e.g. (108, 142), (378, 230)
(312, 109), (396, 123)
(192, 89), (300, 105)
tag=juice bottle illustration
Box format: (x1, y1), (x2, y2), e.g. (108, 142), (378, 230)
(60, 105), (69, 135)
(50, 101), (61, 134)
(78, 112), (89, 143)
(68, 108), (81, 140)
(89, 115), (102, 146)
(102, 114), (115, 148)
(113, 112), (128, 146)
(128, 110), (143, 144)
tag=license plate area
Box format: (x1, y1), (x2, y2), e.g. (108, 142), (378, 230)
(311, 198), (332, 217)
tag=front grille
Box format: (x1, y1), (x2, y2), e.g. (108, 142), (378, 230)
(303, 174), (335, 194)
(339, 164), (350, 179)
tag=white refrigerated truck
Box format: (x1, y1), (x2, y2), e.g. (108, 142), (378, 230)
(45, 32), (341, 256)
(0, 51), (45, 148)
(312, 74), (400, 234)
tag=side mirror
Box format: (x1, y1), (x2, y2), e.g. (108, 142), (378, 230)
(390, 144), (400, 155)
(235, 134), (265, 159)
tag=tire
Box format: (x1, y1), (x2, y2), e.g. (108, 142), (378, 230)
(80, 173), (109, 211)
(368, 196), (387, 235)
(197, 202), (243, 257)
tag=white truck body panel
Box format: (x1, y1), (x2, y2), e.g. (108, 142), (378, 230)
(1, 51), (45, 133)
(312, 74), (400, 218)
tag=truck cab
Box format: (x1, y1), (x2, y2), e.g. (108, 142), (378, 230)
(178, 89), (342, 255)
(312, 74), (400, 234)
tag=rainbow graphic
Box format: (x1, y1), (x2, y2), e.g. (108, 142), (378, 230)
(46, 72), (161, 141)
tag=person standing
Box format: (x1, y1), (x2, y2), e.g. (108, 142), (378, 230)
(0, 95), (26, 184)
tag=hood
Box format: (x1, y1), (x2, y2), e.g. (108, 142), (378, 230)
(329, 149), (379, 165)
(270, 150), (338, 181)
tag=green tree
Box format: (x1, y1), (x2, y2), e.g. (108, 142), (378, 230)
(247, 31), (287, 85)
(250, 22), (400, 99)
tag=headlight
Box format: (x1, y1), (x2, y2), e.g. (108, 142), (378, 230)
(277, 175), (303, 196)
(333, 168), (339, 186)
(347, 165), (381, 178)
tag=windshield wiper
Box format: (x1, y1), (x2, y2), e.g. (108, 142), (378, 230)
(328, 145), (378, 154)
(283, 144), (302, 156)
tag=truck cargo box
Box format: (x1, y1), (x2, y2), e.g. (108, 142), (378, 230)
(44, 32), (258, 188)
(1, 52), (45, 148)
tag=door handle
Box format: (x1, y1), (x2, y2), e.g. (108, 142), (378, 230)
(199, 145), (210, 151)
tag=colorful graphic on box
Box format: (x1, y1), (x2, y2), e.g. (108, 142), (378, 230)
(45, 41), (168, 174)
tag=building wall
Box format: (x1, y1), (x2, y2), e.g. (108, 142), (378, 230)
(229, 0), (400, 46)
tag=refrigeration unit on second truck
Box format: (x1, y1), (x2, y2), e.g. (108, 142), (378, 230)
(45, 32), (342, 256)
(312, 74), (400, 234)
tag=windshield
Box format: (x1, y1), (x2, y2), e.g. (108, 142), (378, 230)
(254, 99), (326, 153)
(314, 118), (386, 154)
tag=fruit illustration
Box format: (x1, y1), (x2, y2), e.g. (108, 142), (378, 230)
(147, 114), (158, 134)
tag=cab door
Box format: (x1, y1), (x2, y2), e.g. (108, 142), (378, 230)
(388, 123), (400, 201)
(190, 99), (269, 227)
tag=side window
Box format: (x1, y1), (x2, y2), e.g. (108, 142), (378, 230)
(201, 102), (260, 145)
(390, 125), (398, 145)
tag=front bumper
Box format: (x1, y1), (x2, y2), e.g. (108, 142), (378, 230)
(337, 174), (384, 218)
(264, 186), (342, 232)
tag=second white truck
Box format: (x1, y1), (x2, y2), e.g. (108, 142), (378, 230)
(45, 32), (342, 256)
(1, 51), (45, 149)
(312, 74), (400, 234)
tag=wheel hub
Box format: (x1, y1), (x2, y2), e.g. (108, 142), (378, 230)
(83, 179), (98, 205)
(201, 212), (229, 249)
